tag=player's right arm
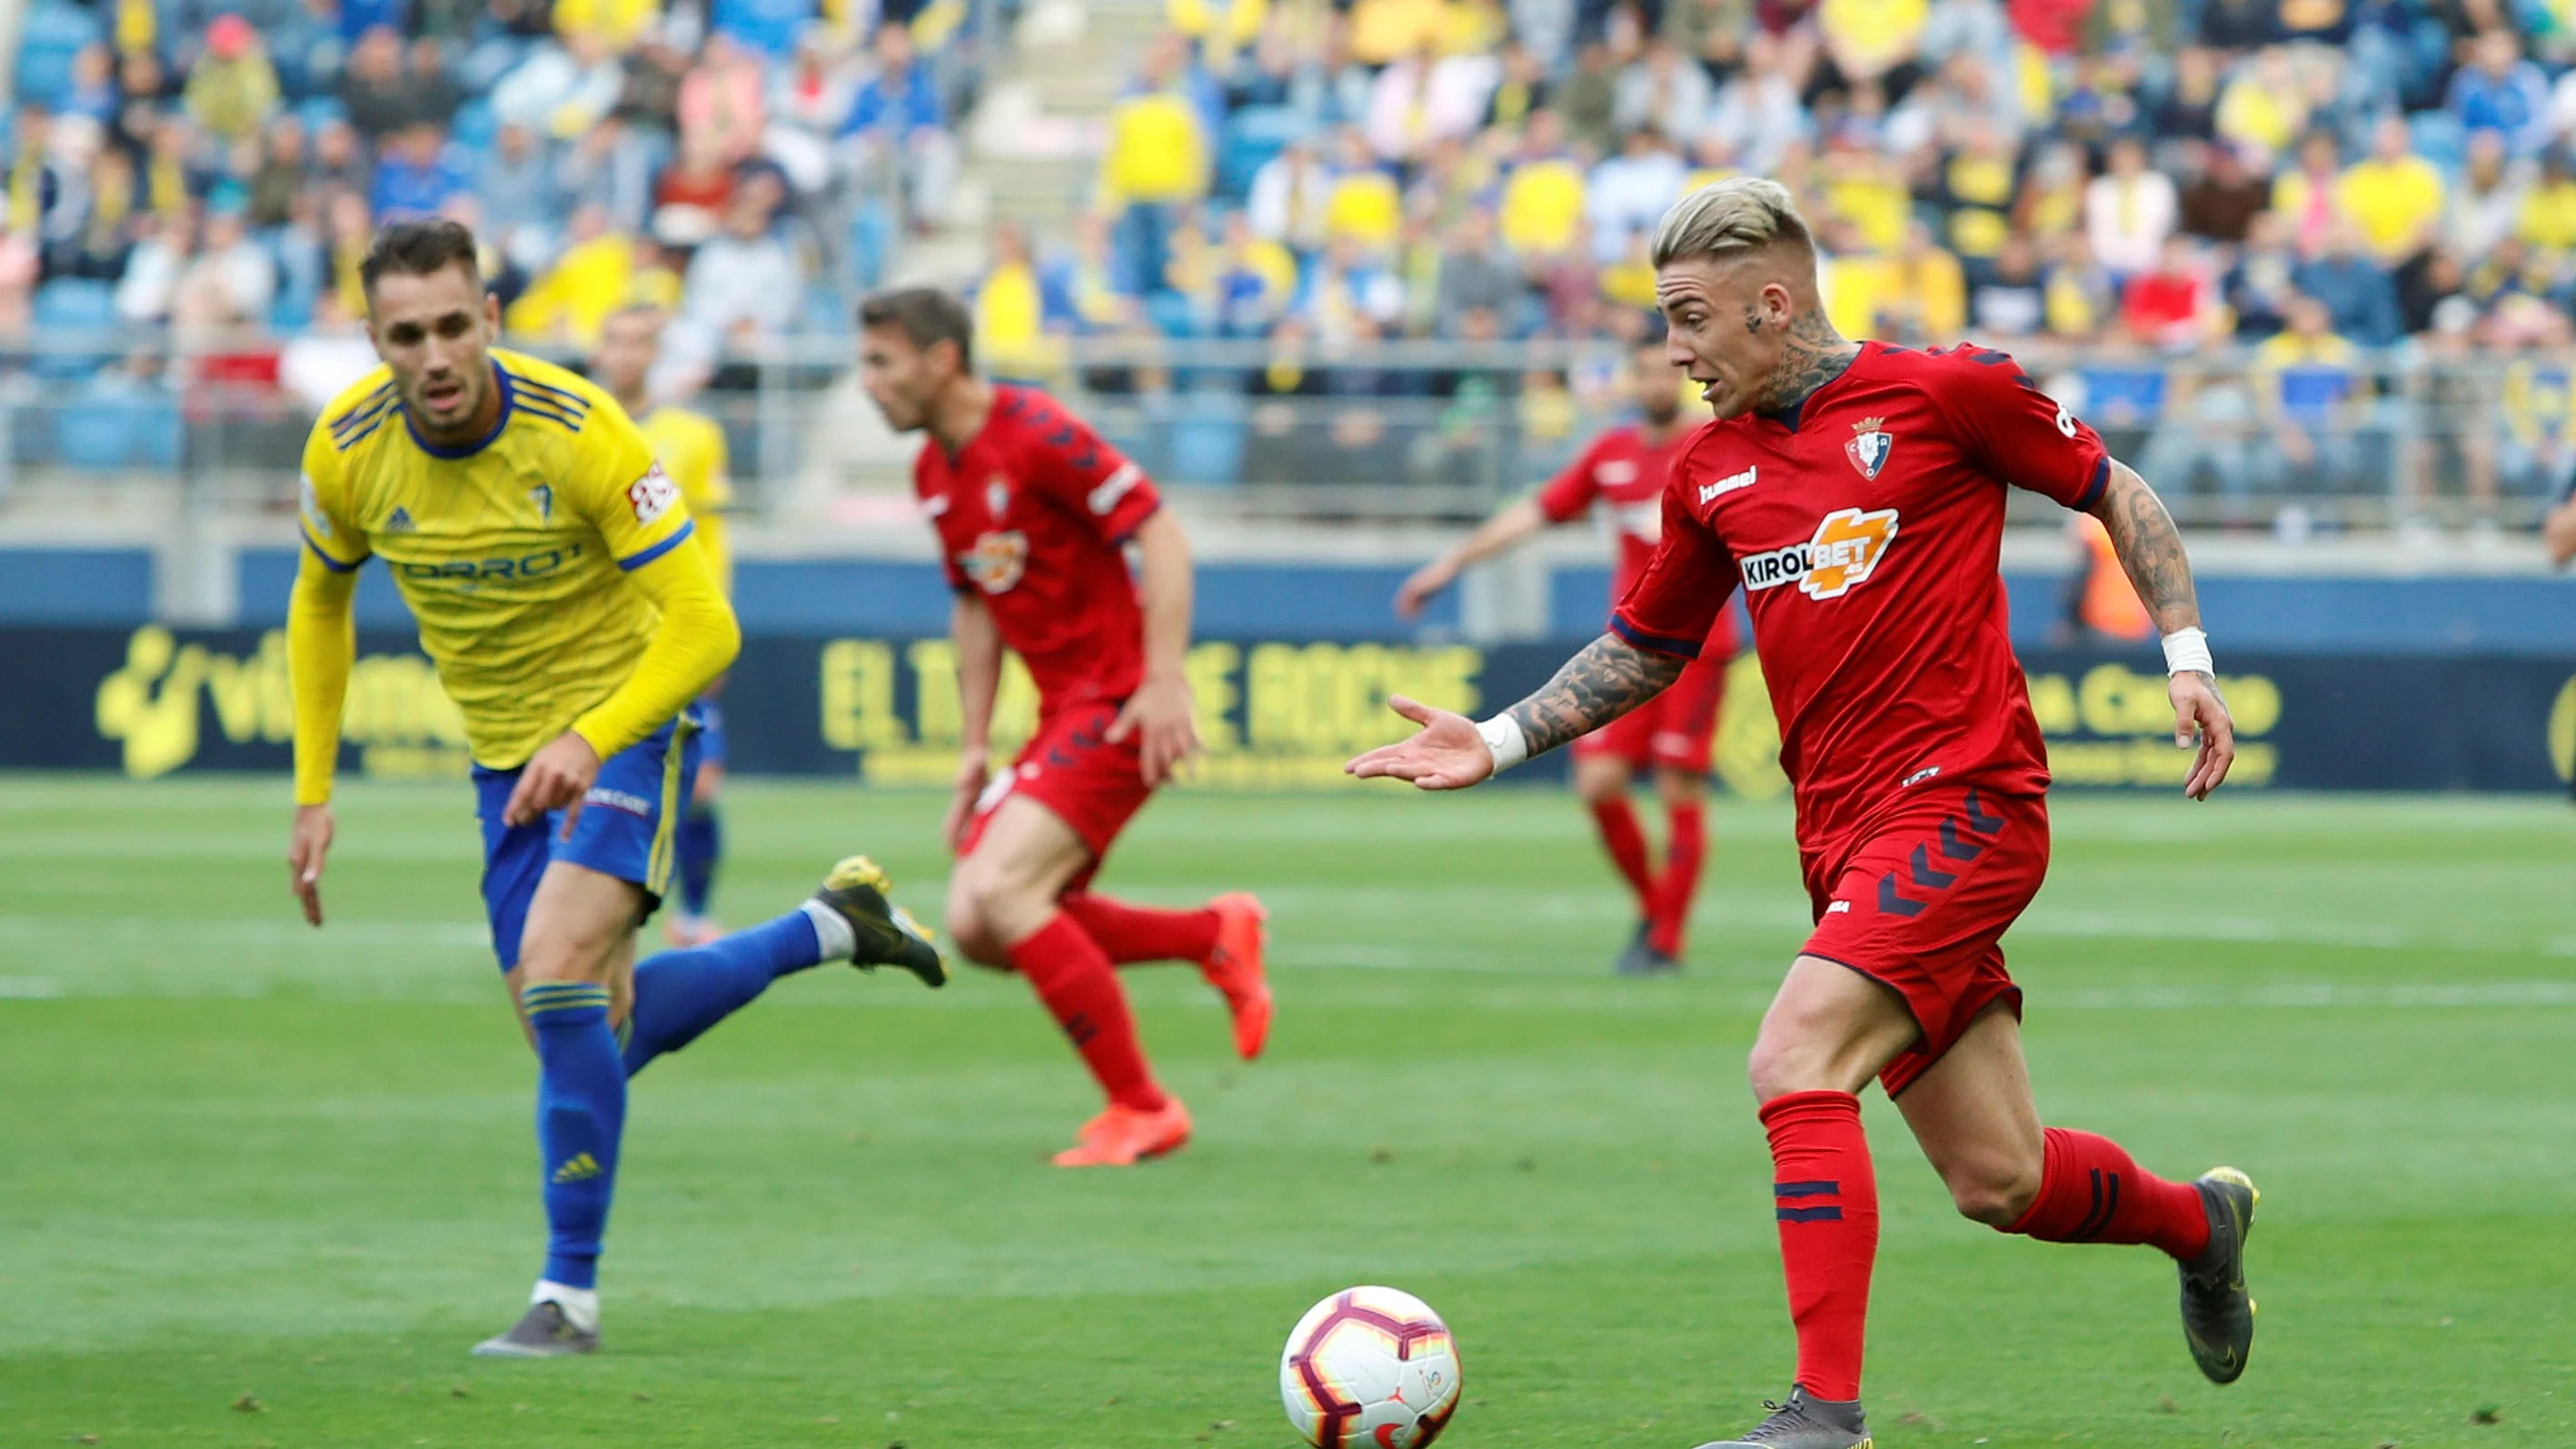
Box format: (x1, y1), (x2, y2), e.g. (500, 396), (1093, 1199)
(285, 437), (372, 927)
(1350, 486), (1726, 790)
(1395, 446), (1600, 619)
(943, 589), (1004, 850)
(1395, 499), (1548, 619)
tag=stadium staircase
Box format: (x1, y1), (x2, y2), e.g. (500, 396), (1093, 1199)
(903, 0), (1161, 284)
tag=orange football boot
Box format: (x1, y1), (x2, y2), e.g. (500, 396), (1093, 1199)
(1198, 892), (1273, 1061)
(1051, 1097), (1193, 1167)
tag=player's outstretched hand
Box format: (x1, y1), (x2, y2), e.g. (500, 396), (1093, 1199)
(1393, 561), (1453, 620)
(1345, 695), (1495, 791)
(504, 731), (604, 839)
(2171, 671), (2235, 800)
(288, 803), (335, 927)
(942, 748), (990, 853)
(1109, 672), (1200, 787)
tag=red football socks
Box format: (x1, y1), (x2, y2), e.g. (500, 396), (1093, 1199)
(1646, 801), (1706, 956)
(1759, 1089), (1877, 1403)
(1588, 798), (1656, 908)
(2004, 1127), (2212, 1261)
(1058, 892), (1221, 966)
(1005, 915), (1169, 1113)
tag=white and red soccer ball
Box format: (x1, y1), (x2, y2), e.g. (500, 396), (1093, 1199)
(1278, 1286), (1463, 1449)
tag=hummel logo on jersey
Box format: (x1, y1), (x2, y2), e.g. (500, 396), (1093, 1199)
(1845, 417), (1895, 480)
(1698, 465), (1757, 503)
(385, 506), (415, 532)
(552, 1153), (601, 1185)
(1739, 507), (1901, 600)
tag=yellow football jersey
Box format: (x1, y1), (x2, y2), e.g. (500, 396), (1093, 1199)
(636, 406), (732, 598)
(297, 348), (698, 770)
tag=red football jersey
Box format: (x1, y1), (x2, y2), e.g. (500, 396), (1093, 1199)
(1611, 342), (2112, 858)
(915, 385), (1163, 712)
(1536, 424), (1741, 656)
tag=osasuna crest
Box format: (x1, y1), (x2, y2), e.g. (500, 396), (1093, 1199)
(985, 474), (1012, 520)
(1845, 417), (1895, 481)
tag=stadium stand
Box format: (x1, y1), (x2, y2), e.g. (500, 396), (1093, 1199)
(1, 0), (2573, 541)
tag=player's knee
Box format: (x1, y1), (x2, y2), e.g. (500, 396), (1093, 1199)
(1655, 768), (1706, 808)
(941, 880), (1010, 968)
(1943, 1155), (2043, 1227)
(515, 928), (616, 987)
(1746, 1032), (1831, 1102)
(1572, 764), (1627, 807)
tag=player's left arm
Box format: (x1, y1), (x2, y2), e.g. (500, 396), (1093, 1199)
(2088, 461), (2233, 800)
(1110, 508), (1202, 786)
(505, 428), (743, 833)
(1940, 351), (2235, 800)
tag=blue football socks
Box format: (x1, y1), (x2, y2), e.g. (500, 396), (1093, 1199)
(674, 806), (721, 918)
(522, 982), (625, 1292)
(619, 908), (830, 1077)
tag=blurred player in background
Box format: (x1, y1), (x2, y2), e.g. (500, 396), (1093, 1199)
(856, 287), (1270, 1168)
(591, 305), (736, 947)
(1352, 180), (2254, 1446)
(1396, 337), (1739, 976)
(288, 222), (944, 1360)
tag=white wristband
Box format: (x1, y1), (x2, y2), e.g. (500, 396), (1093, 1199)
(1476, 714), (1529, 774)
(2161, 626), (2213, 677)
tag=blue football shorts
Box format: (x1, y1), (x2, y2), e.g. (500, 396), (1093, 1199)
(472, 709), (702, 971)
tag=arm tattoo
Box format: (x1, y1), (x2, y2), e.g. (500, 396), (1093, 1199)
(1504, 633), (1688, 757)
(2093, 461), (2202, 637)
(1757, 308), (1860, 414)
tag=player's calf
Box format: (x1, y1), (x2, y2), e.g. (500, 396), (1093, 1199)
(1929, 1140), (2044, 1227)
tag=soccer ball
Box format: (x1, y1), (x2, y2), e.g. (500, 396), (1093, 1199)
(1278, 1285), (1463, 1449)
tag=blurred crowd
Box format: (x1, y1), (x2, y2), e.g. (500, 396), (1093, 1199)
(2, 0), (980, 407)
(964, 0), (2576, 516)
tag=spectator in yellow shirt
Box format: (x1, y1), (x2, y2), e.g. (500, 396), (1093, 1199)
(556, 0), (662, 50)
(1497, 110), (1587, 257)
(2517, 149), (2576, 252)
(1099, 34), (1212, 295)
(1818, 0), (1928, 89)
(1348, 0), (1449, 65)
(975, 222), (1056, 382)
(2215, 45), (2309, 162)
(2336, 114), (2444, 264)
(503, 203), (643, 346)
(1322, 127), (1404, 248)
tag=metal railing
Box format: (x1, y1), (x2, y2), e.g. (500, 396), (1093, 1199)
(3, 331), (2570, 528)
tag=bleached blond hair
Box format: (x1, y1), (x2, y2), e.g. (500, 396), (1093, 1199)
(1649, 176), (1816, 270)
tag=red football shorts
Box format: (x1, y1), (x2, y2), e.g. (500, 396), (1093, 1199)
(959, 699), (1155, 886)
(1798, 784), (2049, 1097)
(1572, 651), (1729, 772)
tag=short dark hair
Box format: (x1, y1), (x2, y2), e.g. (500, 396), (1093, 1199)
(360, 217), (482, 295)
(858, 287), (974, 372)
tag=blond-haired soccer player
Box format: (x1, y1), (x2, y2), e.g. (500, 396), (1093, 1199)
(591, 304), (735, 945)
(1352, 179), (2253, 1445)
(287, 221), (942, 1358)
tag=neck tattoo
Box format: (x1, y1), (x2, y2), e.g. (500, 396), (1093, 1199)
(1759, 309), (1860, 416)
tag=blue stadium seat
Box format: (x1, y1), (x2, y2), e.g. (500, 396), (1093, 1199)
(2409, 110), (2466, 174)
(1166, 394), (1247, 487)
(55, 392), (178, 471)
(451, 97), (499, 152)
(31, 280), (118, 382)
(1217, 106), (1306, 203)
(14, 3), (103, 108)
(298, 95), (350, 133)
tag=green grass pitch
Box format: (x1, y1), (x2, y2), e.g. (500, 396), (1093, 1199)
(3, 776), (2573, 1447)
